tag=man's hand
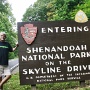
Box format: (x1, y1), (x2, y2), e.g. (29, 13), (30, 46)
(13, 44), (19, 51)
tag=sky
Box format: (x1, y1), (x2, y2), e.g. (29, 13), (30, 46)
(8, 0), (37, 22)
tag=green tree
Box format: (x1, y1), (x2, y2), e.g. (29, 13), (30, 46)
(70, 0), (90, 20)
(22, 0), (85, 21)
(0, 0), (17, 58)
(22, 0), (52, 21)
(47, 0), (85, 21)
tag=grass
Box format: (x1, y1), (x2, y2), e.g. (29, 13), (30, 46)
(3, 73), (90, 90)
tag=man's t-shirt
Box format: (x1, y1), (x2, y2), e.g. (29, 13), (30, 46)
(0, 41), (13, 65)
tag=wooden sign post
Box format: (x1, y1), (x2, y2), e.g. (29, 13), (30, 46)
(80, 80), (85, 87)
(18, 10), (90, 88)
(31, 85), (36, 90)
(75, 10), (88, 87)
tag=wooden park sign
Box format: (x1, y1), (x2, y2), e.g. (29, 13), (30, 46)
(18, 11), (90, 85)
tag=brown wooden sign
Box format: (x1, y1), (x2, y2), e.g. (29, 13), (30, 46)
(18, 20), (90, 85)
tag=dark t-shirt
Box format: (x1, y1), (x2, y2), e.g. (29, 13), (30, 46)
(0, 41), (13, 65)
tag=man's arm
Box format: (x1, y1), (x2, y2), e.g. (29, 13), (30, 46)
(13, 44), (19, 51)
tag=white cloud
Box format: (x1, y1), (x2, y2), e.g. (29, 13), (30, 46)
(8, 0), (37, 22)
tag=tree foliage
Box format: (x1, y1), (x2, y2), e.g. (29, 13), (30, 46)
(47, 0), (85, 20)
(22, 0), (52, 21)
(69, 0), (90, 20)
(22, 0), (90, 21)
(0, 0), (17, 58)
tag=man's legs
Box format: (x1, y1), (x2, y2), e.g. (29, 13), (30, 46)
(0, 65), (11, 89)
(0, 65), (3, 89)
(0, 75), (11, 87)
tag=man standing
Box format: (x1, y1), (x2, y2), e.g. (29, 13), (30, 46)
(0, 32), (18, 90)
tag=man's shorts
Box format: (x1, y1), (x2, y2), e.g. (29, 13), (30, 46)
(0, 65), (11, 77)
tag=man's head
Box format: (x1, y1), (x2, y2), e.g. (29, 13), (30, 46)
(0, 32), (6, 42)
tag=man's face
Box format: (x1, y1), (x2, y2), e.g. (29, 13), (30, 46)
(0, 34), (6, 41)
